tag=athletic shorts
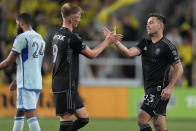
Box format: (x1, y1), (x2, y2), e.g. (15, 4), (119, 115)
(140, 92), (169, 117)
(17, 88), (40, 110)
(54, 90), (84, 116)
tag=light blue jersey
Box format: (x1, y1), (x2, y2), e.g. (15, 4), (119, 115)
(12, 30), (45, 91)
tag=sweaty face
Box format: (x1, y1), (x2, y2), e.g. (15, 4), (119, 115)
(146, 17), (161, 37)
(16, 20), (23, 34)
(70, 11), (82, 28)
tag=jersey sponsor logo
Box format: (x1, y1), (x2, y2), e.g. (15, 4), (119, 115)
(143, 57), (157, 63)
(53, 35), (66, 41)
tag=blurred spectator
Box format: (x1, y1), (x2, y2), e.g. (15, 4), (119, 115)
(121, 13), (138, 41)
(0, 8), (7, 60)
(178, 30), (193, 87)
(116, 13), (139, 78)
(168, 5), (184, 27)
(166, 26), (182, 48)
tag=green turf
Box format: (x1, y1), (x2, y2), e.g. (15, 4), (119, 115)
(0, 117), (196, 131)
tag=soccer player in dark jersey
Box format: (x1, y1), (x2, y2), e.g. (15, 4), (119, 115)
(51, 3), (122, 131)
(103, 13), (183, 131)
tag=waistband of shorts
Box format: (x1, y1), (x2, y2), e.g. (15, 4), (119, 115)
(145, 88), (162, 94)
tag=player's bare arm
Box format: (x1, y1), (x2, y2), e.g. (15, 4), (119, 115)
(0, 51), (18, 94)
(82, 32), (122, 59)
(0, 52), (18, 69)
(161, 62), (183, 100)
(115, 41), (140, 58)
(9, 79), (17, 93)
(102, 26), (140, 58)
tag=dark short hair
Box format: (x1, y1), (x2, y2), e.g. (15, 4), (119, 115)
(61, 3), (83, 19)
(17, 13), (32, 25)
(147, 13), (166, 25)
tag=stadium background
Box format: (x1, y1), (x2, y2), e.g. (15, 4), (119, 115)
(0, 0), (196, 130)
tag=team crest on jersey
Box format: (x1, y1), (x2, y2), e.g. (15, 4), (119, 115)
(143, 46), (147, 51)
(155, 48), (160, 55)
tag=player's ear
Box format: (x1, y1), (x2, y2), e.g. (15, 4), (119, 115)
(68, 16), (72, 24)
(160, 23), (164, 30)
(19, 20), (25, 27)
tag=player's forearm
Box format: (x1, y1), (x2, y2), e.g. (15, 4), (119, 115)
(9, 79), (17, 93)
(0, 59), (11, 70)
(167, 62), (183, 88)
(115, 41), (131, 57)
(90, 39), (109, 58)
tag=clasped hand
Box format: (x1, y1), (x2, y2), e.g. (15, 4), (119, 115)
(102, 26), (123, 44)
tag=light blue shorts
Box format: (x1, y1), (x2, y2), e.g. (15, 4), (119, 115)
(17, 88), (41, 110)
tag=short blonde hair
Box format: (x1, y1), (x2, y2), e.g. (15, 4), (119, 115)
(61, 3), (83, 19)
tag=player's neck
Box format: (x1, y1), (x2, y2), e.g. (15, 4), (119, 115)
(62, 22), (73, 32)
(23, 25), (32, 32)
(151, 32), (163, 44)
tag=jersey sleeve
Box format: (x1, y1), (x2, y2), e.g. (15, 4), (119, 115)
(164, 43), (181, 65)
(135, 39), (146, 55)
(70, 33), (86, 53)
(11, 35), (26, 54)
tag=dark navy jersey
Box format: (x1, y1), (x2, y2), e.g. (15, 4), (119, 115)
(136, 37), (181, 93)
(52, 27), (86, 93)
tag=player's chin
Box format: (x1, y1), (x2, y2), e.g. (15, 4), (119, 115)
(148, 32), (154, 37)
(74, 24), (78, 28)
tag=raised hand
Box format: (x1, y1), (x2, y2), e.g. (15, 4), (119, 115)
(106, 32), (123, 44)
(102, 26), (111, 37)
(113, 26), (116, 35)
(102, 26), (122, 44)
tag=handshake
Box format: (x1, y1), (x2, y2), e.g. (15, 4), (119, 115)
(102, 26), (123, 45)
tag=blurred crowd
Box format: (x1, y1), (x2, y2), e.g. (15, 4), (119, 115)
(0, 0), (195, 87)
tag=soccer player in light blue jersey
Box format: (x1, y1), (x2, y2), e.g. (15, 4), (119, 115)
(0, 13), (45, 131)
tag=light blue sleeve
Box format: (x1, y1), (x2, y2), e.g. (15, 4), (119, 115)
(11, 35), (26, 54)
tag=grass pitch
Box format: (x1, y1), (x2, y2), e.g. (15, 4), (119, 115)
(0, 117), (195, 131)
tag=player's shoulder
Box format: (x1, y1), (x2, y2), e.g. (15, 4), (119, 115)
(73, 33), (82, 41)
(16, 30), (39, 40)
(54, 27), (74, 39)
(15, 32), (26, 40)
(139, 38), (151, 44)
(59, 27), (81, 39)
(58, 27), (72, 35)
(161, 37), (176, 50)
(14, 33), (28, 44)
(31, 30), (41, 36)
(31, 30), (45, 40)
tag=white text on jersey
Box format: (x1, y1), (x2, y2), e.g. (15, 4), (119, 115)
(53, 35), (66, 41)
